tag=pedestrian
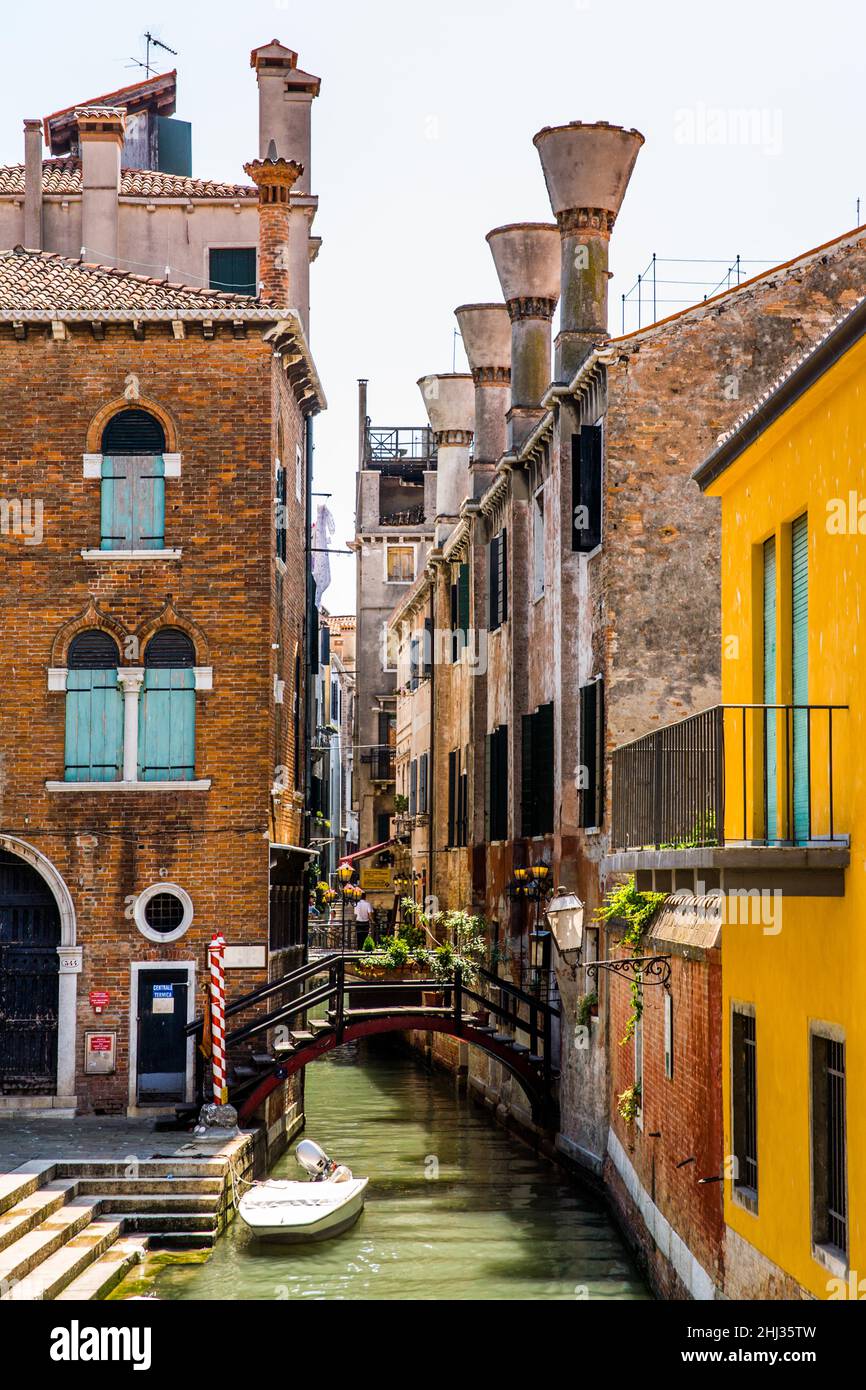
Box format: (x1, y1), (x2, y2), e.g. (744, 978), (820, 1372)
(354, 891), (375, 949)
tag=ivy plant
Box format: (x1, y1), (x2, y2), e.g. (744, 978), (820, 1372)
(596, 877), (664, 1045)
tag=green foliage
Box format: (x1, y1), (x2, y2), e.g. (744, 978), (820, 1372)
(362, 934), (376, 954)
(383, 936), (411, 970)
(394, 794), (409, 814)
(576, 991), (597, 1029)
(596, 877), (664, 1045)
(617, 1083), (642, 1126)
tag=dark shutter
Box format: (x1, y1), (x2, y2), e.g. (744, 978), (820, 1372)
(101, 409), (165, 455)
(275, 464), (287, 560)
(579, 680), (605, 828)
(521, 713), (535, 838)
(419, 752), (428, 814)
(144, 628), (195, 668)
(458, 563), (470, 633)
(489, 535), (500, 632)
(535, 703), (554, 834)
(423, 618), (433, 678)
(572, 426), (602, 552)
(450, 573), (459, 662)
(447, 750), (458, 847)
(500, 527), (508, 624)
(484, 733), (492, 840)
(458, 753), (469, 847)
(409, 759), (418, 816)
(68, 630), (120, 670)
(488, 724), (508, 842)
(208, 247), (257, 298)
(320, 624), (330, 666)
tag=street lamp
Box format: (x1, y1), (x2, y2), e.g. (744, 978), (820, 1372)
(528, 928), (551, 997)
(545, 888), (585, 956)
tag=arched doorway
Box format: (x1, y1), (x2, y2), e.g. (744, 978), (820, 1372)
(0, 850), (61, 1093)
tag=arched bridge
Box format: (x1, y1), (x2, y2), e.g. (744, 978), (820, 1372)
(186, 954), (560, 1128)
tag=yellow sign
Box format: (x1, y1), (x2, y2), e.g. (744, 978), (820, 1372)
(360, 867), (393, 892)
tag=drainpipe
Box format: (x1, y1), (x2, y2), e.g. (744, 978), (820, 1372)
(533, 121), (644, 380)
(485, 224), (560, 451)
(454, 303), (511, 497)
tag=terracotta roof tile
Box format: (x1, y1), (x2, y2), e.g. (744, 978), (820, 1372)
(0, 245), (259, 313)
(0, 157), (257, 201)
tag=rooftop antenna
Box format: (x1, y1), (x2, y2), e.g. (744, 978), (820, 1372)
(128, 30), (178, 79)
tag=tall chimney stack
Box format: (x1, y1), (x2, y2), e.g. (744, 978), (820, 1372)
(23, 120), (43, 249)
(250, 40), (321, 337)
(243, 150), (304, 306)
(454, 303), (511, 495)
(486, 224), (560, 451)
(417, 375), (475, 542)
(533, 121), (643, 380)
(77, 106), (126, 267)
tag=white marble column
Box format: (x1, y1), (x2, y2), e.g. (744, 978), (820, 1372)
(56, 945), (82, 1101)
(117, 668), (145, 782)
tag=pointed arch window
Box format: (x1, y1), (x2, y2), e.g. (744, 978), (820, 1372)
(64, 631), (123, 781)
(139, 629), (197, 781)
(99, 409), (167, 551)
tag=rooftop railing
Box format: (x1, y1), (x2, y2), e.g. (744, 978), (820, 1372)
(365, 426), (436, 471)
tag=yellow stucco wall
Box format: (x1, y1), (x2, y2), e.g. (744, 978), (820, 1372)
(707, 334), (866, 1297)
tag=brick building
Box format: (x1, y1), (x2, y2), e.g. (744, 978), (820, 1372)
(0, 41), (325, 1133)
(384, 116), (866, 1292)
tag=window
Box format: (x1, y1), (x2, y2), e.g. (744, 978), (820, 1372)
(811, 1031), (847, 1258)
(64, 630), (123, 781)
(409, 758), (418, 816)
(418, 751), (429, 814)
(375, 812), (391, 844)
(134, 882), (194, 943)
(208, 246), (257, 297)
(521, 703), (554, 837)
(664, 991), (674, 1080)
(447, 748), (468, 848)
(139, 629), (196, 781)
(579, 678), (604, 829)
(386, 545), (415, 583)
(100, 410), (167, 551)
(450, 562), (470, 661)
(532, 487), (545, 598)
(275, 459), (287, 561)
(486, 724), (508, 841)
(572, 425), (602, 552)
(296, 444), (303, 504)
(488, 528), (508, 631)
(732, 1007), (758, 1204)
(375, 711), (395, 780)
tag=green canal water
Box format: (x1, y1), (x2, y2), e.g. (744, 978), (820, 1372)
(138, 1042), (650, 1301)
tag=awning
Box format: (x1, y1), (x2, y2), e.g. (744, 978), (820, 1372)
(338, 838), (398, 866)
(270, 842), (319, 858)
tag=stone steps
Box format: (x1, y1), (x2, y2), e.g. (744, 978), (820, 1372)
(1, 1219), (122, 1302)
(55, 1237), (148, 1302)
(0, 1179), (80, 1253)
(0, 1162), (57, 1217)
(0, 1195), (101, 1288)
(96, 1193), (221, 1216)
(79, 1176), (223, 1196)
(111, 1209), (219, 1235)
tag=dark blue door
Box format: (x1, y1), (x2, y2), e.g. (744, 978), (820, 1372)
(0, 852), (60, 1093)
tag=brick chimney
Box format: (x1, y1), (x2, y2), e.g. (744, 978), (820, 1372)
(77, 106), (126, 266)
(454, 304), (511, 493)
(533, 122), (643, 379)
(251, 40), (321, 336)
(23, 120), (43, 248)
(417, 374), (475, 539)
(485, 224), (560, 451)
(243, 150), (304, 307)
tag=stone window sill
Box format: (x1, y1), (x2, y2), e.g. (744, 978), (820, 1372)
(45, 779), (211, 792)
(732, 1184), (758, 1217)
(80, 549), (182, 561)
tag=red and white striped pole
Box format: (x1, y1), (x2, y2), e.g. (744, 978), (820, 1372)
(208, 933), (227, 1105)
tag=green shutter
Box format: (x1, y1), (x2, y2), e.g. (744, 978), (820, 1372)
(458, 562), (470, 634)
(64, 668), (122, 781)
(791, 514), (809, 841)
(138, 668), (196, 781)
(763, 536), (777, 840)
(535, 703), (555, 834)
(101, 455), (165, 550)
(521, 713), (535, 837)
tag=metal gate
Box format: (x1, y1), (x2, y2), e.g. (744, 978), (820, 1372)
(0, 850), (60, 1093)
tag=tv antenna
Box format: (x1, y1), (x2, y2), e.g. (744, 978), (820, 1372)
(128, 31), (178, 78)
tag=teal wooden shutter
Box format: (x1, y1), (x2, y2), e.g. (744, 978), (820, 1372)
(101, 456), (165, 550)
(138, 668), (196, 781)
(763, 536), (777, 841)
(791, 514), (809, 841)
(64, 668), (122, 781)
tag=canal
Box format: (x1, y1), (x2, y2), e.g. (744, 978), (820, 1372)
(139, 1042), (650, 1301)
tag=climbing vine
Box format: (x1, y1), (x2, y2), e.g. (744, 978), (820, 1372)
(595, 877), (664, 1046)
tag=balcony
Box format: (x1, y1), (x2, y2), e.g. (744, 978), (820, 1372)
(605, 704), (850, 896)
(365, 426), (436, 477)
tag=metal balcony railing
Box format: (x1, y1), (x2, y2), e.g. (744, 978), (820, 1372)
(365, 426), (436, 472)
(611, 704), (848, 851)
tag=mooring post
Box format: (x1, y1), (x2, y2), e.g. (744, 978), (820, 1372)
(208, 932), (227, 1104)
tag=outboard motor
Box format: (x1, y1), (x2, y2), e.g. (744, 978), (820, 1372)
(296, 1139), (334, 1180)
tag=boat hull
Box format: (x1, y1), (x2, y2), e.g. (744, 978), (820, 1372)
(238, 1177), (368, 1243)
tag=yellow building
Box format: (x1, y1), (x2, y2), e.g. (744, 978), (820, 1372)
(693, 298), (866, 1298)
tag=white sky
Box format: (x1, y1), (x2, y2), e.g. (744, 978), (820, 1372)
(4, 1), (865, 613)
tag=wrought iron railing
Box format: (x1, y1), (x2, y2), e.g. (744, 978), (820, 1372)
(611, 703), (847, 850)
(365, 426), (436, 468)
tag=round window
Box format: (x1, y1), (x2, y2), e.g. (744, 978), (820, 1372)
(133, 883), (194, 943)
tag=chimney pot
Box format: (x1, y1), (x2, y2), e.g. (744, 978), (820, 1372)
(486, 223), (560, 448)
(533, 121), (643, 377)
(243, 155), (304, 306)
(454, 303), (511, 484)
(77, 106), (126, 267)
(417, 374), (474, 534)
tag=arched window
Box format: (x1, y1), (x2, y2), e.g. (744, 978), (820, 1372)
(64, 631), (122, 781)
(99, 409), (167, 552)
(139, 629), (197, 781)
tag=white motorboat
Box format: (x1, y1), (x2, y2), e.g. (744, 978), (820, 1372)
(237, 1139), (368, 1242)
